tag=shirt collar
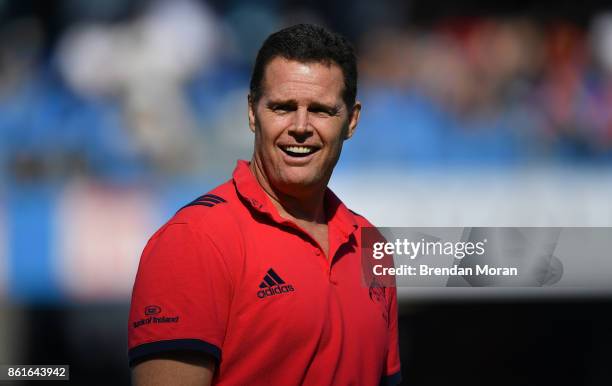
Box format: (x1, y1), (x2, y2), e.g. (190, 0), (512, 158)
(231, 160), (358, 237)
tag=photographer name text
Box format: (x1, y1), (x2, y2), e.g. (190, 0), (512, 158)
(373, 264), (518, 277)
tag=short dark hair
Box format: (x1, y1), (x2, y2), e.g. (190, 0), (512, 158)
(249, 24), (357, 108)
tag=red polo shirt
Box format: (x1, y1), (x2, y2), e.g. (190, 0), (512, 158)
(128, 160), (401, 386)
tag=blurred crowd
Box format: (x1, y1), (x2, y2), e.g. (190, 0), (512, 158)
(353, 16), (612, 167)
(1, 0), (612, 184)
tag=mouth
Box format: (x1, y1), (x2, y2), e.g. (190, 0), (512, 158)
(279, 145), (320, 158)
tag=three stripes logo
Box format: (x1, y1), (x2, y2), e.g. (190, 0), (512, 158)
(180, 194), (226, 211)
(257, 268), (295, 299)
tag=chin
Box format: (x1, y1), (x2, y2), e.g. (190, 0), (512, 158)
(277, 172), (322, 192)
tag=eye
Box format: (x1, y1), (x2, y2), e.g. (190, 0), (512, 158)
(270, 104), (295, 114)
(310, 107), (328, 115)
(309, 105), (339, 117)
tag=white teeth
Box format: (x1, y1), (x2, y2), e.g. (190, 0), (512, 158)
(284, 146), (314, 154)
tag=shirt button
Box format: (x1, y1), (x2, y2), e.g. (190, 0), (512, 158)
(314, 250), (321, 256)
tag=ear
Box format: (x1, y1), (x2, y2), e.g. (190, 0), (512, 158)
(248, 94), (256, 133)
(345, 101), (361, 140)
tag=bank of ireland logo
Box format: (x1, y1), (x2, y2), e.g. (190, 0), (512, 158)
(257, 268), (295, 298)
(133, 305), (179, 329)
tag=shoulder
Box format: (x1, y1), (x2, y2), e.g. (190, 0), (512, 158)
(326, 188), (377, 229)
(150, 180), (246, 259)
(172, 180), (240, 232)
(348, 208), (377, 229)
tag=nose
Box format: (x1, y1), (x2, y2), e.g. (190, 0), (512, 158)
(289, 107), (313, 139)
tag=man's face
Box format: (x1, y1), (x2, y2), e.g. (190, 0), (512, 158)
(248, 57), (360, 196)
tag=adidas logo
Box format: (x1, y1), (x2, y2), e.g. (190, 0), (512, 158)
(180, 194), (226, 211)
(257, 268), (295, 299)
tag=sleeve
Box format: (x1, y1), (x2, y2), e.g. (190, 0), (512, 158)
(381, 285), (402, 386)
(127, 222), (234, 367)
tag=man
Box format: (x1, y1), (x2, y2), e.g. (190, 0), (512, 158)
(128, 24), (401, 386)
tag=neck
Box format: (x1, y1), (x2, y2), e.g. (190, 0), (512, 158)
(249, 159), (327, 224)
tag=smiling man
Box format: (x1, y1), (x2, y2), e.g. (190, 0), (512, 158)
(128, 24), (401, 386)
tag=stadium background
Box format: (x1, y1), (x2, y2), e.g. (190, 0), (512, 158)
(0, 0), (611, 384)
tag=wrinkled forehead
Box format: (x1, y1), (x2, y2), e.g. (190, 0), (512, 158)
(260, 57), (345, 105)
